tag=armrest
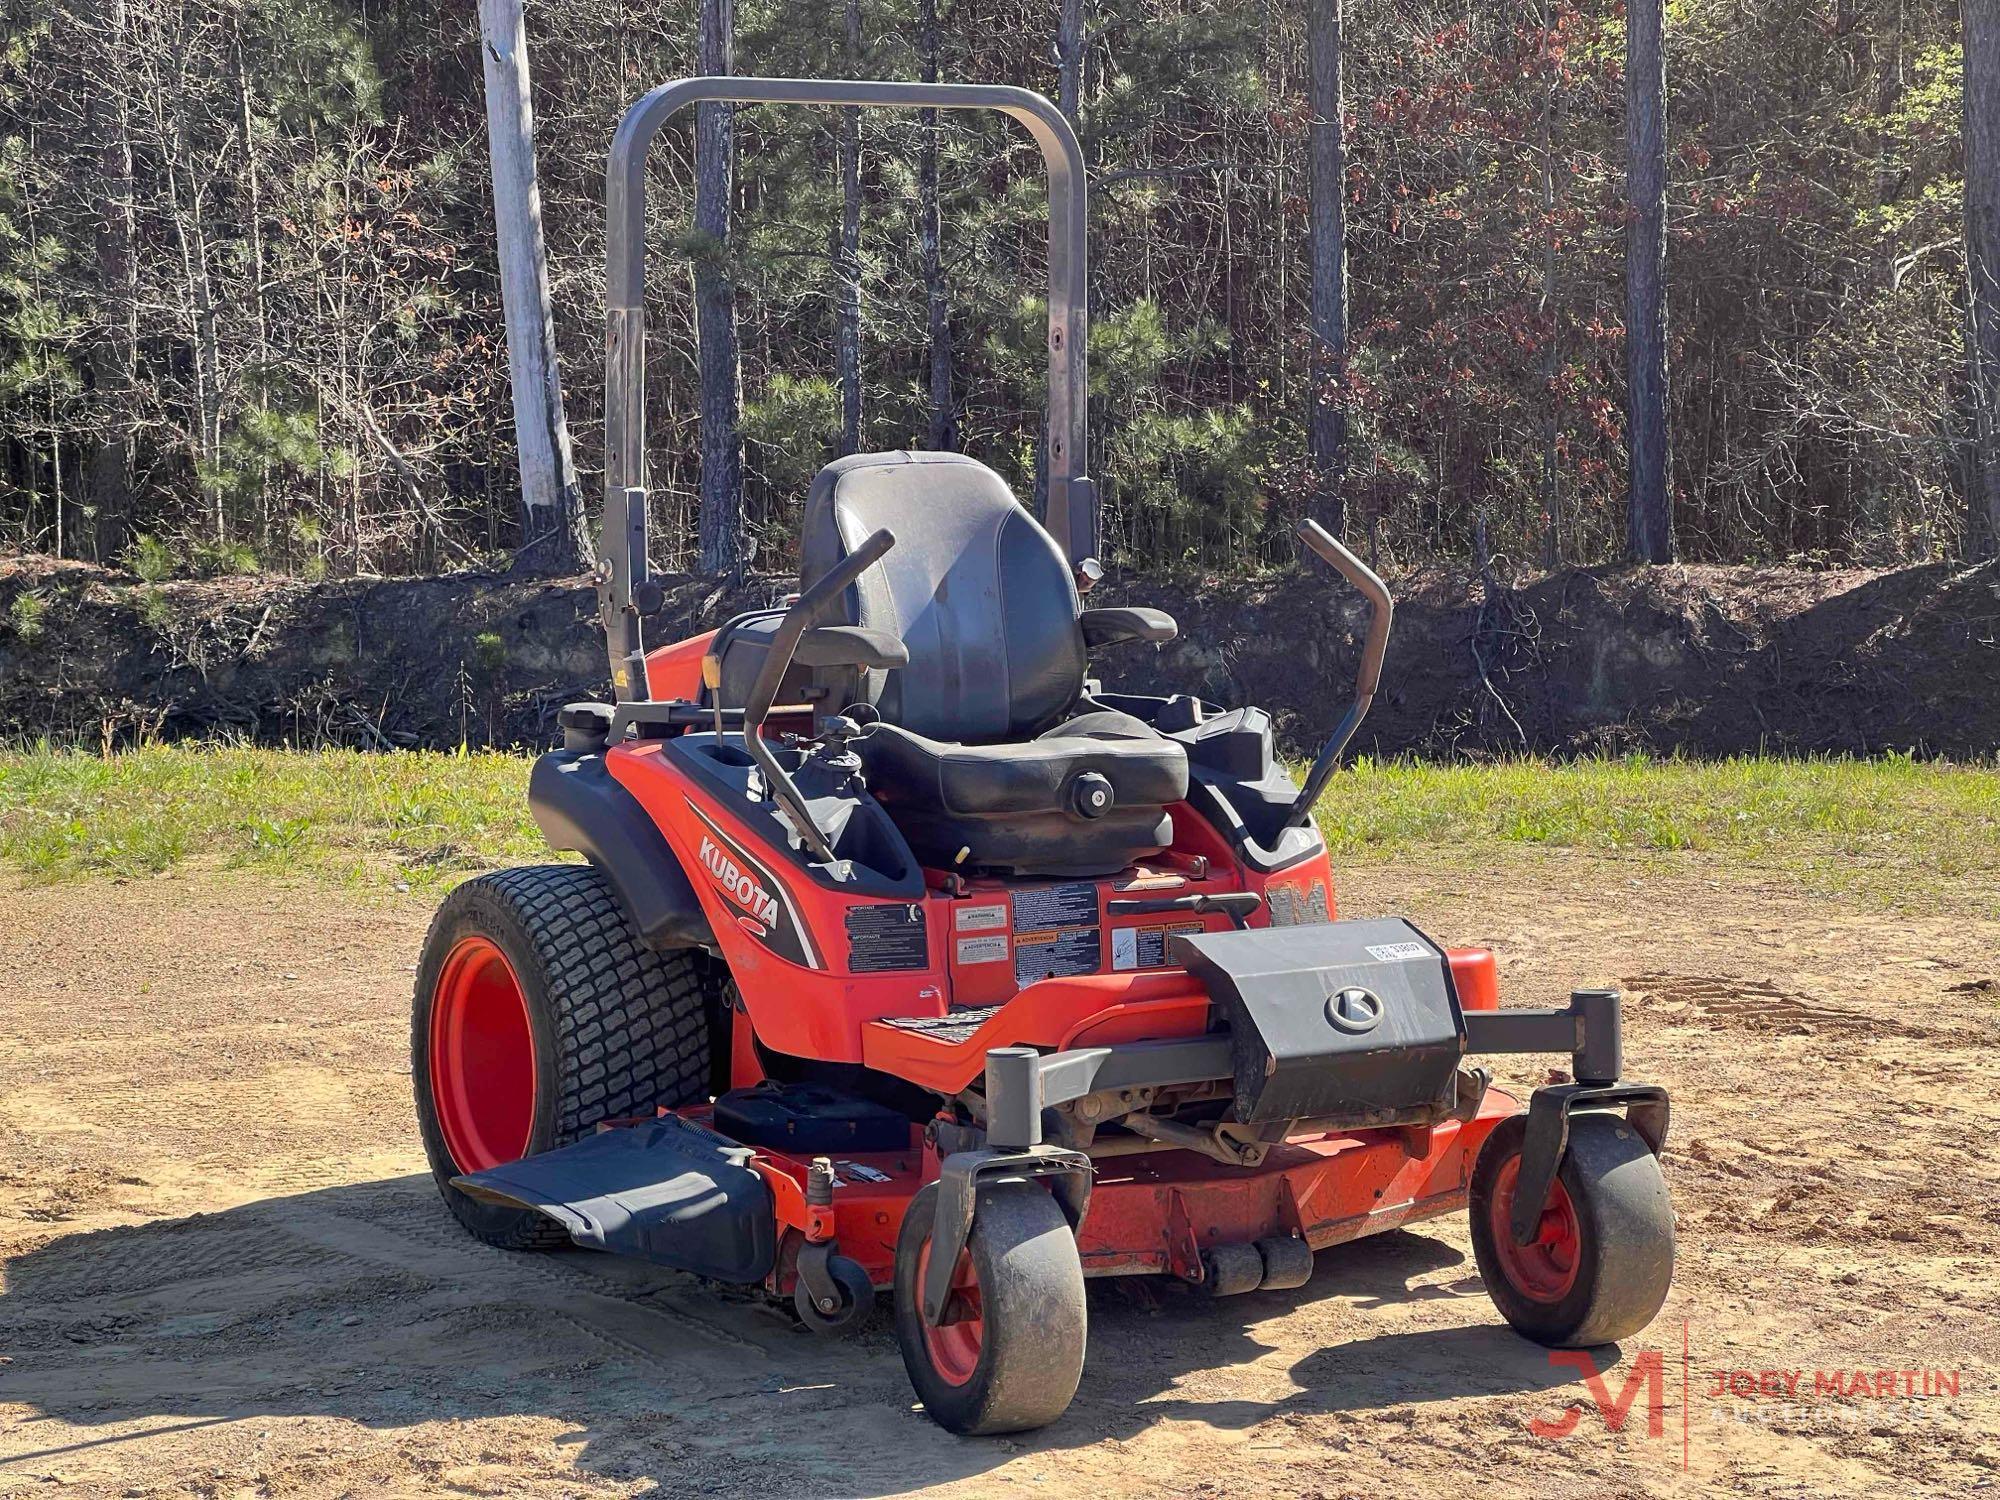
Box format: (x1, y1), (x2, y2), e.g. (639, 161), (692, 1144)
(1079, 606), (1179, 650)
(792, 624), (908, 671)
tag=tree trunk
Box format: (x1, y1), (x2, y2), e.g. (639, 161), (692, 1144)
(1037, 0), (1086, 521)
(835, 0), (863, 456)
(1963, 0), (2000, 556)
(233, 23), (274, 547)
(1056, 0), (1085, 119)
(86, 0), (138, 567)
(1539, 16), (1562, 568)
(695, 0), (746, 576)
(1625, 0), (1674, 562)
(1307, 0), (1348, 536)
(919, 0), (955, 450)
(478, 0), (592, 576)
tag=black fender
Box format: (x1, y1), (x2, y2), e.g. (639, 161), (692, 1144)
(528, 749), (714, 950)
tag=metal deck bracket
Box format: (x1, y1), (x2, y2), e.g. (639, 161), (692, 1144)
(1508, 1081), (1670, 1246)
(1460, 986), (1671, 1244)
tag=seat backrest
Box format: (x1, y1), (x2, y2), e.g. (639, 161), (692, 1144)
(801, 451), (1086, 741)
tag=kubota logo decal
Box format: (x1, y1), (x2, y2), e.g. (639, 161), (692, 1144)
(699, 835), (781, 928)
(684, 800), (823, 969)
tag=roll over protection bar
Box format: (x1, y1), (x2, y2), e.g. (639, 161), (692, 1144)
(598, 78), (1095, 701)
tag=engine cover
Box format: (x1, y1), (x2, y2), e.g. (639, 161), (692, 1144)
(1171, 917), (1467, 1125)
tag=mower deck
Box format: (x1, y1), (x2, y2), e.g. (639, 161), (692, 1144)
(456, 1082), (1516, 1298)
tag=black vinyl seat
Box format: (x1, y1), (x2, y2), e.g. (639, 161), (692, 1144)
(800, 451), (1188, 876)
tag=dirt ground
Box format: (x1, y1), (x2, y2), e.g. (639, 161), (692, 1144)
(1, 852), (1996, 1498)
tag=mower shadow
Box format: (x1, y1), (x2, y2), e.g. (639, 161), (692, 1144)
(0, 1179), (1591, 1496)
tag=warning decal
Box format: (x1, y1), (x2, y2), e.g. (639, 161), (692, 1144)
(954, 902), (1008, 933)
(845, 902), (928, 972)
(1111, 920), (1202, 971)
(1014, 927), (1101, 987)
(1012, 882), (1098, 932)
(956, 933), (1010, 966)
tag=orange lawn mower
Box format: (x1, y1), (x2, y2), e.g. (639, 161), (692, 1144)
(412, 77), (1675, 1435)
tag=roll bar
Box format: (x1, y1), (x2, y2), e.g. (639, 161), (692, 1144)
(599, 78), (1093, 700)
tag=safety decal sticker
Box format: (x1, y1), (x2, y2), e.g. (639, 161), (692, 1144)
(1014, 926), (1101, 987)
(1111, 920), (1202, 971)
(846, 902), (929, 972)
(1266, 877), (1333, 927)
(955, 933), (1010, 967)
(1012, 881), (1098, 932)
(954, 902), (1008, 933)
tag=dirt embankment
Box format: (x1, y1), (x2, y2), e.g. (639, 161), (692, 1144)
(2, 551), (1996, 756)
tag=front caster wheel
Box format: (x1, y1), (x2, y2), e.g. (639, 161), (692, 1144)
(1470, 1111), (1675, 1347)
(794, 1251), (876, 1334)
(893, 1181), (1085, 1435)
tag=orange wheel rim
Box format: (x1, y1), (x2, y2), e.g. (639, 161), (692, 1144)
(916, 1238), (985, 1386)
(1489, 1154), (1582, 1302)
(429, 935), (537, 1173)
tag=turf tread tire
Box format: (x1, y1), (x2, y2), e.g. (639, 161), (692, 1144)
(893, 1180), (1087, 1435)
(1470, 1111), (1675, 1347)
(413, 863), (717, 1251)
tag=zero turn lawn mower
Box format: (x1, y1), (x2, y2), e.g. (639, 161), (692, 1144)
(413, 77), (1675, 1435)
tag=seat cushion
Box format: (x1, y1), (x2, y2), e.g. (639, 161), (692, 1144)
(856, 714), (1188, 876)
(861, 723), (1187, 818)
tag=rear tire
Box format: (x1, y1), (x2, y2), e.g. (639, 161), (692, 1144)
(893, 1181), (1086, 1435)
(413, 864), (719, 1250)
(1470, 1111), (1675, 1347)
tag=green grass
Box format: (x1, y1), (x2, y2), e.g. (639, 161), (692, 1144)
(0, 746), (1993, 913)
(0, 745), (547, 889)
(1322, 752), (2000, 913)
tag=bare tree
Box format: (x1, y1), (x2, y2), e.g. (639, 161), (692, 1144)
(1307, 0), (1348, 536)
(478, 0), (591, 575)
(85, 0), (139, 565)
(1964, 0), (2000, 556)
(1538, 2), (1563, 567)
(1625, 0), (1674, 561)
(695, 0), (747, 576)
(835, 0), (864, 456)
(918, 0), (955, 451)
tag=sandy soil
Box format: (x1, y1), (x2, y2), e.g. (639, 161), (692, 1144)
(1, 852), (1996, 1498)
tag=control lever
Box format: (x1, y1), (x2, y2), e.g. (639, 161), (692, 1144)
(739, 530), (898, 864)
(1284, 519), (1394, 830)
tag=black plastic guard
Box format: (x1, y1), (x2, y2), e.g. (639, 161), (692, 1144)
(452, 1115), (775, 1283)
(1171, 917), (1465, 1124)
(529, 750), (714, 951)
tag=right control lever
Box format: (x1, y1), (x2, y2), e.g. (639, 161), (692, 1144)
(1284, 519), (1394, 830)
